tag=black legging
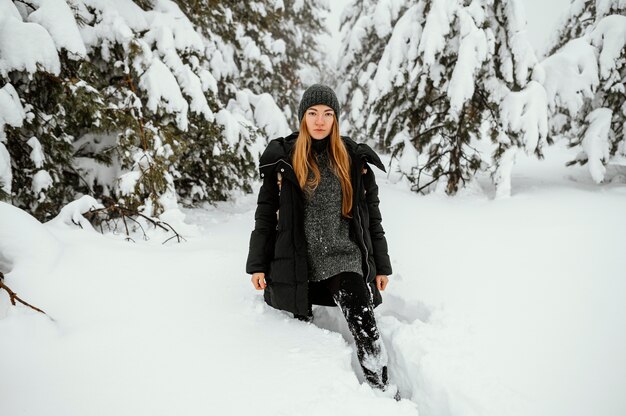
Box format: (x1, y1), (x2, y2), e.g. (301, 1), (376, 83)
(296, 272), (389, 389)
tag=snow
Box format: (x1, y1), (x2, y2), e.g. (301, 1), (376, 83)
(240, 33), (269, 71)
(524, 0), (572, 58)
(0, 0), (22, 21)
(274, 0), (285, 11)
(350, 87), (364, 122)
(207, 47), (230, 81)
(391, 130), (420, 177)
(27, 0), (87, 58)
(371, 4), (424, 99)
(269, 37), (286, 54)
(293, 0), (305, 13)
(537, 15), (625, 113)
(0, 14), (60, 76)
(492, 145), (517, 199)
(77, 0), (144, 58)
(215, 109), (242, 148)
(0, 142), (11, 194)
(0, 82), (19, 194)
(1, 144), (625, 416)
(75, 156), (118, 197)
(0, 201), (59, 278)
(418, 0), (452, 68)
(448, 8), (489, 115)
(141, 0), (213, 121)
(589, 15), (626, 79)
(31, 169), (53, 194)
(505, 0), (537, 87)
(117, 170), (142, 195)
(164, 50), (214, 120)
(27, 137), (45, 168)
(139, 57), (189, 131)
(596, 0), (626, 19)
(218, 89), (291, 148)
(248, 92), (292, 139)
(197, 67), (218, 94)
(71, 133), (121, 197)
(0, 83), (26, 138)
(535, 38), (599, 115)
(83, 0), (148, 32)
(581, 108), (613, 183)
(372, 0), (404, 38)
(500, 80), (549, 154)
(147, 0), (203, 53)
(47, 195), (104, 231)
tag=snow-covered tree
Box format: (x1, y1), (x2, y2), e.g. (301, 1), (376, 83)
(538, 0), (625, 183)
(0, 0), (300, 220)
(547, 0), (625, 53)
(336, 0), (409, 139)
(337, 0), (548, 197)
(2, 0), (94, 218)
(181, 0), (329, 127)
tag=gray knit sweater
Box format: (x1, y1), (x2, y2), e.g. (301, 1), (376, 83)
(304, 137), (363, 281)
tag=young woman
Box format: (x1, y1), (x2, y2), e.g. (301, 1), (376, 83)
(246, 84), (398, 399)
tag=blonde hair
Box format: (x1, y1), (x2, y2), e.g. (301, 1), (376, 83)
(292, 116), (353, 218)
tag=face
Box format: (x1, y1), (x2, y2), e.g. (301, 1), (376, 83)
(304, 105), (334, 140)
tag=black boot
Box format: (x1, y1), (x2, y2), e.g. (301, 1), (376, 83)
(392, 388), (402, 401)
(293, 313), (313, 322)
(363, 365), (388, 390)
(293, 303), (313, 322)
(366, 366), (401, 401)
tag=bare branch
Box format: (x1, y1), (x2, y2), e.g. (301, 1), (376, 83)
(83, 204), (186, 244)
(0, 271), (52, 318)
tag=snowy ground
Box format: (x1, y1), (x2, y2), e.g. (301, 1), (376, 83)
(1, 141), (625, 416)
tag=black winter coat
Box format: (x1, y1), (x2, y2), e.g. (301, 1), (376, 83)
(246, 132), (392, 316)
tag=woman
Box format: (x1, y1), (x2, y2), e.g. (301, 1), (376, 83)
(246, 84), (398, 399)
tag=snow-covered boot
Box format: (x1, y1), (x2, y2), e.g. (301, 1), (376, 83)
(367, 366), (401, 401)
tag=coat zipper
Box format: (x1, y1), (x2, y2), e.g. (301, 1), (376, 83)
(353, 162), (371, 281)
(354, 201), (371, 281)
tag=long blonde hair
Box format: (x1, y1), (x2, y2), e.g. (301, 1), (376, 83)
(292, 116), (353, 218)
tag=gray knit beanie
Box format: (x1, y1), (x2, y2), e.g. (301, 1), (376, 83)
(298, 84), (340, 123)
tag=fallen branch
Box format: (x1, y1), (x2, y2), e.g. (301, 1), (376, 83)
(0, 271), (50, 316)
(83, 203), (186, 244)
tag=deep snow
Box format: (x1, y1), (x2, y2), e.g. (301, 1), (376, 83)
(1, 141), (625, 416)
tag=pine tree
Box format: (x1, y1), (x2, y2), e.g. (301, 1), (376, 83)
(0, 0), (301, 220)
(538, 0), (626, 183)
(547, 0), (625, 54)
(1, 0), (220, 218)
(337, 0), (548, 196)
(336, 0), (409, 140)
(181, 0), (329, 127)
(2, 0), (93, 220)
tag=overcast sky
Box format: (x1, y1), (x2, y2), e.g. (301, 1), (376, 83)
(325, 0), (572, 65)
